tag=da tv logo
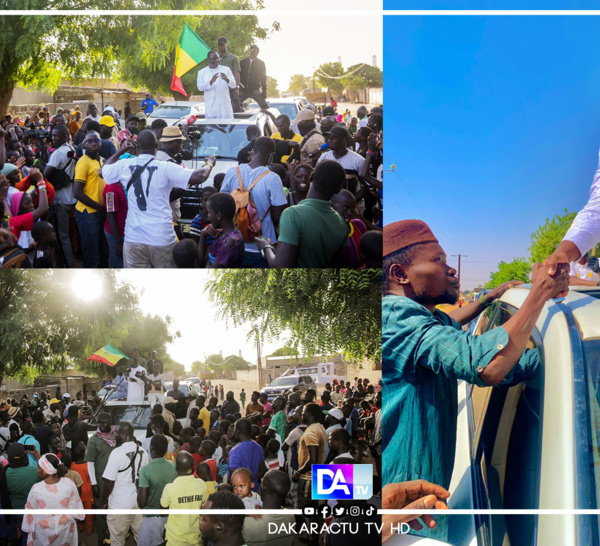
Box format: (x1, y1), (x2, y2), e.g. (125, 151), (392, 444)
(312, 465), (373, 500)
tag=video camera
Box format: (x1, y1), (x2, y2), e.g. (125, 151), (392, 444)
(23, 124), (49, 139)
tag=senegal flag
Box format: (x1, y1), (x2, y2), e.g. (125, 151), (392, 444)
(85, 344), (129, 367)
(171, 23), (211, 97)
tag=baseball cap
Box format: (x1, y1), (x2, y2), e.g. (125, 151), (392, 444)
(293, 109), (315, 124)
(368, 106), (383, 117)
(327, 408), (344, 420)
(99, 115), (116, 128)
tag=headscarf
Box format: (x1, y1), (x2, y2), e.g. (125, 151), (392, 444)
(38, 454), (57, 475)
(96, 414), (117, 447)
(9, 191), (24, 218)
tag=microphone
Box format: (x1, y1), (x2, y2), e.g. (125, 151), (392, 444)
(66, 150), (76, 159)
(320, 143), (330, 151)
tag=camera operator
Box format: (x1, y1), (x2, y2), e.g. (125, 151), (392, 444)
(43, 124), (77, 268)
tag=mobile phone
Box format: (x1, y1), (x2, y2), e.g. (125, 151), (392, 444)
(23, 444), (35, 451)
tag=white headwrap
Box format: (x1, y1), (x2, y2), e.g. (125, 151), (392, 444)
(38, 454), (58, 475)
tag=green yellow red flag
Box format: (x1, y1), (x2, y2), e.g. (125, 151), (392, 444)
(85, 344), (129, 367)
(171, 23), (211, 97)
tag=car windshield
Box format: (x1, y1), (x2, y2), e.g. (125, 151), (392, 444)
(269, 377), (297, 387)
(92, 405), (151, 429)
(188, 124), (250, 159)
(150, 105), (191, 119)
(269, 103), (299, 119)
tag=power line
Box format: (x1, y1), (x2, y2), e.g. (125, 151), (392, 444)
(383, 155), (462, 253)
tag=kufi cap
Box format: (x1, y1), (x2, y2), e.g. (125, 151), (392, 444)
(383, 220), (439, 257)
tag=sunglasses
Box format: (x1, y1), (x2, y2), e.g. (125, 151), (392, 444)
(85, 138), (100, 144)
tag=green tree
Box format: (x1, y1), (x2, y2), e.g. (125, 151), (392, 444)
(316, 62), (345, 96)
(288, 74), (310, 95)
(346, 63), (383, 87)
(529, 209), (578, 264)
(341, 74), (367, 91)
(205, 270), (381, 364)
(0, 270), (139, 383)
(485, 257), (532, 289)
(0, 3), (278, 114)
(266, 76), (279, 98)
(268, 344), (300, 358)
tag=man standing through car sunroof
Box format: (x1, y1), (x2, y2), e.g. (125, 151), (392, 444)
(382, 219), (569, 539)
(217, 37), (242, 113)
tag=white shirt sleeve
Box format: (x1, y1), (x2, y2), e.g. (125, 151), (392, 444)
(197, 68), (213, 92)
(165, 162), (194, 190)
(102, 160), (126, 186)
(88, 462), (97, 486)
(223, 66), (236, 89)
(564, 154), (600, 256)
(267, 173), (288, 207)
(102, 451), (118, 481)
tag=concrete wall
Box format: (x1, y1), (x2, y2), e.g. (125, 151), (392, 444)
(1, 376), (102, 402)
(235, 369), (260, 384)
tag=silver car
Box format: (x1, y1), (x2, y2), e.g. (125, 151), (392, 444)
(147, 101), (205, 126)
(177, 111), (278, 228)
(394, 286), (600, 546)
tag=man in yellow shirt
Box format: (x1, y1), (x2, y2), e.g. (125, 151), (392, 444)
(263, 111), (302, 164)
(160, 451), (207, 545)
(74, 131), (108, 267)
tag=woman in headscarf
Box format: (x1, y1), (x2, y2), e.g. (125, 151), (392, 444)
(22, 453), (84, 545)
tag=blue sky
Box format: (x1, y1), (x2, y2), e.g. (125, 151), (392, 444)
(385, 1), (600, 9)
(383, 15), (600, 289)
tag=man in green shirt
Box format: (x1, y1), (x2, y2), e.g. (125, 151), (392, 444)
(138, 434), (177, 546)
(217, 36), (242, 113)
(5, 443), (40, 509)
(257, 160), (350, 268)
(268, 397), (287, 441)
(84, 412), (116, 546)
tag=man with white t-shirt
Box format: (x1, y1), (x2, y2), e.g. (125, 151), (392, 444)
(101, 130), (216, 268)
(317, 126), (365, 195)
(102, 421), (149, 546)
(43, 125), (76, 267)
(220, 136), (287, 267)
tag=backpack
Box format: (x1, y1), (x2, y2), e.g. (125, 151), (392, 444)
(46, 146), (75, 191)
(231, 167), (271, 242)
(0, 218), (26, 269)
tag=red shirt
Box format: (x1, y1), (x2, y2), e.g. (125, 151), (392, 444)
(103, 182), (128, 236)
(191, 452), (205, 471)
(205, 458), (217, 481)
(9, 212), (33, 240)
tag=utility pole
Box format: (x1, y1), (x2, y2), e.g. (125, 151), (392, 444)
(254, 324), (262, 388)
(451, 254), (468, 293)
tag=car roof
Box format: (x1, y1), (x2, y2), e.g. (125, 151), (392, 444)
(153, 101), (203, 107)
(188, 111), (273, 126)
(499, 285), (600, 341)
(101, 400), (150, 406)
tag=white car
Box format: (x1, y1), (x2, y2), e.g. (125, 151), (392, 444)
(245, 97), (305, 122)
(177, 111), (278, 227)
(395, 285), (600, 546)
(147, 101), (205, 126)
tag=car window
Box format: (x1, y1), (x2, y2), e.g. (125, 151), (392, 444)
(582, 339), (600, 518)
(469, 302), (543, 545)
(187, 124), (251, 159)
(305, 376), (313, 384)
(150, 105), (191, 119)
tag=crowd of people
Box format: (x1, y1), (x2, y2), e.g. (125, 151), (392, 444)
(0, 36), (383, 270)
(0, 360), (382, 546)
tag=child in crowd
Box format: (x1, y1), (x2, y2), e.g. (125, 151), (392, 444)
(217, 444), (231, 483)
(208, 430), (223, 463)
(286, 162), (312, 206)
(264, 439), (281, 471)
(190, 186), (217, 248)
(231, 467), (262, 509)
(196, 462), (218, 499)
(330, 189), (368, 268)
(197, 193), (244, 268)
(70, 441), (94, 535)
(199, 440), (218, 481)
(359, 230), (383, 269)
(31, 221), (56, 268)
(188, 436), (205, 470)
(172, 238), (198, 268)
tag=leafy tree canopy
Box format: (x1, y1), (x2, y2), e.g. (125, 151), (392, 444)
(0, 2), (279, 114)
(266, 75), (279, 98)
(0, 270), (180, 383)
(484, 257), (532, 289)
(315, 62), (345, 95)
(288, 74), (311, 95)
(529, 209), (578, 264)
(205, 270), (381, 365)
